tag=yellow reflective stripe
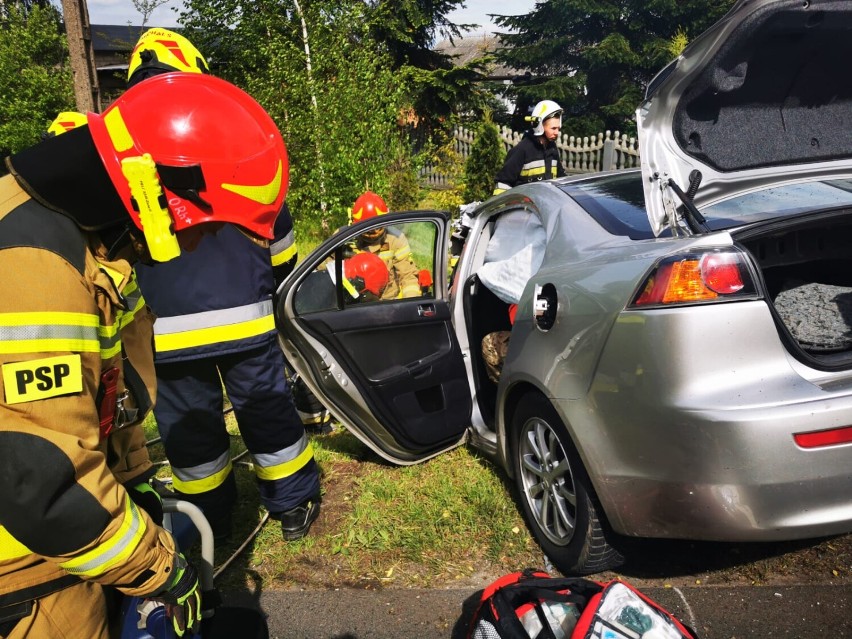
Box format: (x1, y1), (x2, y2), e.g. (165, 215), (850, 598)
(0, 312), (99, 354)
(520, 166), (547, 177)
(104, 108), (135, 153)
(99, 323), (121, 359)
(401, 283), (421, 298)
(98, 264), (125, 289)
(59, 496), (146, 577)
(270, 242), (297, 267)
(221, 160), (283, 206)
(0, 525), (31, 561)
(154, 314), (275, 352)
(171, 460), (233, 494)
(394, 245), (411, 260)
(254, 442), (314, 481)
(342, 277), (359, 299)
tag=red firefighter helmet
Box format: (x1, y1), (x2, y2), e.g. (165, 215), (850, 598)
(344, 252), (389, 297)
(350, 191), (388, 224)
(87, 73), (287, 247)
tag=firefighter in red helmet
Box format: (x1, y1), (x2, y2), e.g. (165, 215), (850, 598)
(349, 191), (420, 300)
(344, 251), (391, 300)
(0, 73), (286, 638)
(127, 30), (323, 542)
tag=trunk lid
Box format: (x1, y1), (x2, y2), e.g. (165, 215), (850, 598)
(638, 0), (852, 237)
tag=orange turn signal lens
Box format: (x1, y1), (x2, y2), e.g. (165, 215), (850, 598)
(630, 249), (758, 308)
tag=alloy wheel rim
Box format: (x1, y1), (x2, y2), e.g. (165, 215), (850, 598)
(518, 416), (577, 546)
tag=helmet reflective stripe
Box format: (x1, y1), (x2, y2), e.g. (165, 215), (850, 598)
(103, 108), (134, 153)
(529, 100), (563, 136)
(222, 160), (284, 205)
(60, 496), (146, 577)
(171, 451), (233, 494)
(253, 435), (315, 481)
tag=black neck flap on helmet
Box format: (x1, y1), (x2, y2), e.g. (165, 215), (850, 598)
(5, 125), (130, 232)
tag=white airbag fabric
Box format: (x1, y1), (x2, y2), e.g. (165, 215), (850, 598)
(478, 211), (546, 304)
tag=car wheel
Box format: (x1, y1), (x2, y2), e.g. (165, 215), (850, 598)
(510, 393), (624, 575)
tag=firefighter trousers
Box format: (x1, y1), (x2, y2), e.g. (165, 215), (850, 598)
(153, 341), (320, 532)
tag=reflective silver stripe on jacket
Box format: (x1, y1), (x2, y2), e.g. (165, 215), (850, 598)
(270, 230), (295, 259)
(152, 299), (273, 336)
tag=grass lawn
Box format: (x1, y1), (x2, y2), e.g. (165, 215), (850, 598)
(143, 413), (542, 592)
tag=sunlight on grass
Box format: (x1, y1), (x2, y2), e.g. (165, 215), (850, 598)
(143, 415), (540, 590)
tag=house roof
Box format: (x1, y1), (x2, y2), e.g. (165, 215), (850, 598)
(90, 24), (146, 52)
(434, 32), (525, 79)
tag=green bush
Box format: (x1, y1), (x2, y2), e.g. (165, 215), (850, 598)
(386, 144), (422, 212)
(463, 111), (504, 203)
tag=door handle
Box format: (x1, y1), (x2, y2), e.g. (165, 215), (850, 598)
(418, 303), (436, 318)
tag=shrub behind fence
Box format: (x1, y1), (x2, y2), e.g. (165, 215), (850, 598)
(420, 126), (640, 189)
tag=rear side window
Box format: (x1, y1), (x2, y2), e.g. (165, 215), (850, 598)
(560, 171), (655, 239)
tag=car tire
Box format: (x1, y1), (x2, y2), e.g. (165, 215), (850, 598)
(510, 393), (624, 575)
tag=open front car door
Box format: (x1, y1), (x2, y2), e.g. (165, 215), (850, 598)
(275, 211), (472, 465)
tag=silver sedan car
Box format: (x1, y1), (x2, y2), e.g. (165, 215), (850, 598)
(276, 0), (852, 575)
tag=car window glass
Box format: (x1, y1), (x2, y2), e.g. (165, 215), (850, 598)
(703, 179), (852, 229)
(560, 171), (656, 239)
(293, 220), (438, 315)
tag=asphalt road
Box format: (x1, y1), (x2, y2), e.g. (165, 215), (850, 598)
(217, 583), (852, 638)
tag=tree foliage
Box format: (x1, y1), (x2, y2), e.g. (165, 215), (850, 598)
(463, 111), (504, 203)
(365, 0), (487, 138)
(0, 3), (73, 159)
(177, 0), (491, 235)
(179, 0), (408, 235)
(494, 0), (737, 136)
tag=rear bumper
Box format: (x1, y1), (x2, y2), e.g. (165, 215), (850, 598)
(561, 302), (852, 541)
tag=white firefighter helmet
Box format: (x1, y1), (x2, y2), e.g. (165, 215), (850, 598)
(528, 100), (563, 136)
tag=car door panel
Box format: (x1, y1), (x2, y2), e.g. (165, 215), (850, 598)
(278, 212), (472, 464)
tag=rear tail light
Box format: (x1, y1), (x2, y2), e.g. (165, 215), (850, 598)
(794, 426), (852, 449)
(629, 249), (760, 308)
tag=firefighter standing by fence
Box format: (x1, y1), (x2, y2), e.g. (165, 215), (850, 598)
(0, 73), (283, 637)
(493, 100), (567, 195)
(128, 29), (321, 543)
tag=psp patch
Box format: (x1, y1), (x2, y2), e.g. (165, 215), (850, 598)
(2, 354), (83, 404)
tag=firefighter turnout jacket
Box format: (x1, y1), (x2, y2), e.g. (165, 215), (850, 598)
(0, 174), (176, 608)
(494, 132), (566, 195)
(134, 205), (297, 362)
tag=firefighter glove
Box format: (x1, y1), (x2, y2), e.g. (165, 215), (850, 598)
(159, 553), (202, 637)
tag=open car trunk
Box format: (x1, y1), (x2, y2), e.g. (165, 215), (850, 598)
(737, 212), (852, 365)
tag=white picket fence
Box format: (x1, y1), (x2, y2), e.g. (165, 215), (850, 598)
(420, 125), (640, 189)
